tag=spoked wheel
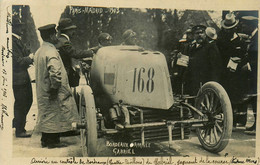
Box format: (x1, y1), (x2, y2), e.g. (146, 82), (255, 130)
(195, 82), (233, 153)
(79, 86), (97, 157)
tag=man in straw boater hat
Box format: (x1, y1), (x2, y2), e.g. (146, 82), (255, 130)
(12, 16), (34, 138)
(185, 25), (222, 96)
(34, 24), (79, 148)
(56, 18), (100, 88)
(205, 27), (218, 43)
(217, 13), (249, 129)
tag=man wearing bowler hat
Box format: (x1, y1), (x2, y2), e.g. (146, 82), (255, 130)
(12, 17), (34, 138)
(56, 18), (99, 88)
(34, 24), (79, 148)
(217, 13), (249, 128)
(186, 25), (222, 95)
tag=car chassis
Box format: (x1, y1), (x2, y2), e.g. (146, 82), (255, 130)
(72, 46), (233, 157)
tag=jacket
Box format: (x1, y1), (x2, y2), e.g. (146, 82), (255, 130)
(187, 41), (222, 95)
(34, 41), (79, 133)
(56, 33), (94, 87)
(12, 34), (33, 85)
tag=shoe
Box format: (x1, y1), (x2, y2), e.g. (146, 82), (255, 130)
(41, 142), (47, 148)
(60, 130), (80, 137)
(246, 125), (256, 131)
(16, 132), (31, 138)
(41, 141), (67, 149)
(47, 143), (67, 149)
(244, 130), (256, 135)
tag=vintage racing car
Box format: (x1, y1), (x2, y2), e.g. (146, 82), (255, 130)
(73, 45), (233, 157)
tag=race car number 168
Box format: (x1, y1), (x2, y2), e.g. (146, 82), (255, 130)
(132, 67), (155, 93)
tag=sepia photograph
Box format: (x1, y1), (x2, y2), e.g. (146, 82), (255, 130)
(0, 0), (259, 164)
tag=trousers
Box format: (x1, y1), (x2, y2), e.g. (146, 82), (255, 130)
(13, 83), (33, 134)
(41, 132), (60, 144)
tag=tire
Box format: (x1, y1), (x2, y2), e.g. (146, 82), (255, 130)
(195, 81), (233, 153)
(79, 86), (97, 157)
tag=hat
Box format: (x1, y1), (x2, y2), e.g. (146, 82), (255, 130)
(98, 33), (112, 43)
(192, 25), (206, 33)
(38, 24), (56, 35)
(205, 27), (217, 40)
(57, 18), (77, 31)
(241, 15), (258, 21)
(221, 13), (239, 29)
(122, 29), (136, 41)
(241, 16), (258, 27)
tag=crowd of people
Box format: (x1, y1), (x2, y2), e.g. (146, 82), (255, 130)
(171, 12), (258, 135)
(12, 12), (257, 149)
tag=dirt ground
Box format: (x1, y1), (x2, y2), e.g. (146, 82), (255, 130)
(12, 83), (256, 157)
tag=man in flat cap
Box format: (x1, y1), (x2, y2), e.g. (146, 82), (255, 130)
(217, 13), (249, 128)
(56, 18), (99, 88)
(186, 25), (222, 95)
(121, 29), (138, 45)
(240, 16), (258, 135)
(12, 17), (34, 138)
(34, 24), (79, 148)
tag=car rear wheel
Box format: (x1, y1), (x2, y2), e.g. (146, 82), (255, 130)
(79, 86), (97, 157)
(195, 82), (233, 153)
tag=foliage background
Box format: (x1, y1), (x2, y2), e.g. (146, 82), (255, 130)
(12, 5), (40, 53)
(13, 5), (258, 60)
(60, 6), (219, 59)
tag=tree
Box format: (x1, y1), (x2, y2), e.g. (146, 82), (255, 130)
(59, 6), (220, 57)
(12, 5), (40, 53)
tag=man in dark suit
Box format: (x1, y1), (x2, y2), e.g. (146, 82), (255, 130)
(241, 16), (258, 135)
(56, 18), (99, 87)
(12, 17), (34, 138)
(186, 25), (222, 96)
(217, 13), (249, 128)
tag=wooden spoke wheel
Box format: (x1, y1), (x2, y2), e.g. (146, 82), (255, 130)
(195, 82), (233, 153)
(79, 86), (97, 157)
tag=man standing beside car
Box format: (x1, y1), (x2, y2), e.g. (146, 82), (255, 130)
(56, 18), (99, 88)
(12, 17), (34, 138)
(34, 24), (79, 148)
(186, 25), (222, 96)
(217, 13), (249, 128)
(240, 16), (258, 135)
